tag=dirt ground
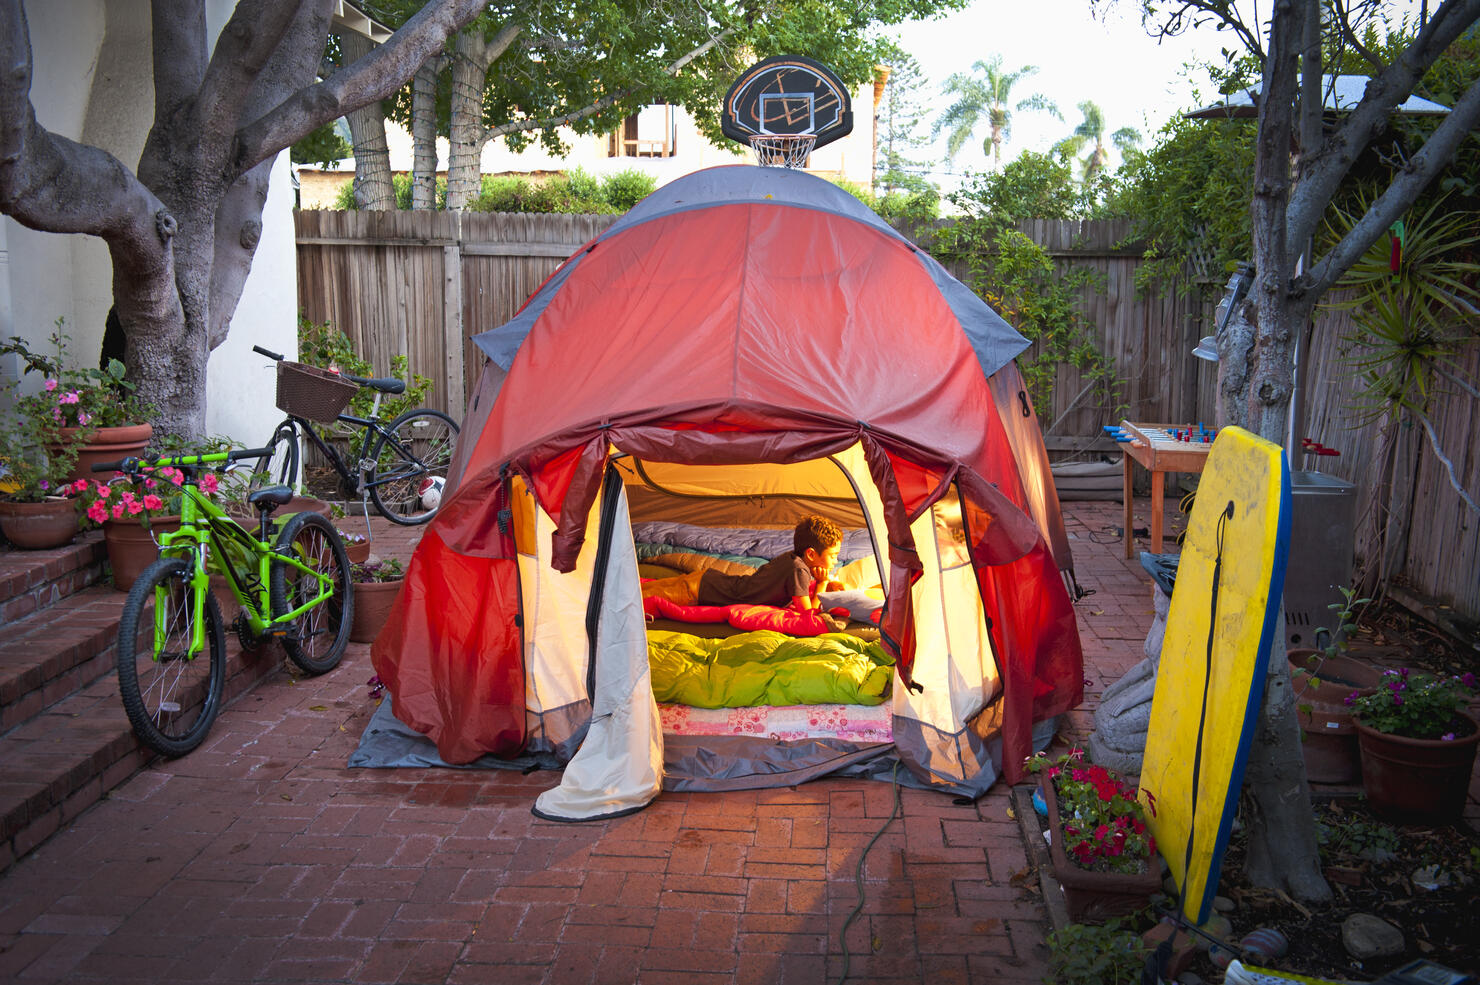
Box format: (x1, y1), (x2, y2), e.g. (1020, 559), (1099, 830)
(1178, 596), (1480, 982)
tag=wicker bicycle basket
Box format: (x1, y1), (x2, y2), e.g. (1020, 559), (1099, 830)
(275, 361), (358, 423)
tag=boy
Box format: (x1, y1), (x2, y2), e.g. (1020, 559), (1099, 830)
(642, 515), (845, 612)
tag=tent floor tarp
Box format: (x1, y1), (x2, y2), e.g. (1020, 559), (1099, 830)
(350, 698), (1059, 797)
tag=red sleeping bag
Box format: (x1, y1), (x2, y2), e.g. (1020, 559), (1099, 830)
(643, 596), (851, 637)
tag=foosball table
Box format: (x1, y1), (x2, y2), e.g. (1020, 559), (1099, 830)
(1103, 421), (1217, 557)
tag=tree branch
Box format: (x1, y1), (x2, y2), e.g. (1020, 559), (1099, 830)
(207, 159), (274, 351)
(231, 0), (487, 178)
(1328, 0), (1384, 71)
(195, 0), (307, 140)
(480, 25), (736, 142)
(0, 0), (167, 261)
(1137, 0), (1266, 61)
(1414, 408), (1480, 513)
(1287, 0), (1480, 249)
(1304, 76), (1480, 296)
(150, 0), (207, 121)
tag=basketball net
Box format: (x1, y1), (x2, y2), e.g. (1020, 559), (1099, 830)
(748, 133), (816, 168)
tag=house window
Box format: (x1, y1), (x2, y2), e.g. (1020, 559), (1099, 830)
(608, 104), (677, 157)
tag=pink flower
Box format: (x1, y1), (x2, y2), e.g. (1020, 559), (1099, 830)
(86, 502), (108, 523)
(126, 498), (143, 515)
(111, 502), (126, 520)
(142, 494), (164, 511)
(59, 390), (80, 405)
(78, 411), (91, 425)
(199, 472), (219, 494)
(71, 479), (88, 493)
(44, 378), (57, 391)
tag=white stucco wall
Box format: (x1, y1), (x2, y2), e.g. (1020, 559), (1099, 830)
(2, 0), (294, 445)
(3, 0), (104, 362)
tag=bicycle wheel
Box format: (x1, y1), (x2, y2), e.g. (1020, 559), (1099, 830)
(116, 558), (226, 757)
(270, 511), (353, 675)
(247, 420), (299, 493)
(368, 409), (459, 525)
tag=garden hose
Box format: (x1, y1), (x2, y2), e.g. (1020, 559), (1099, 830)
(834, 760), (901, 985)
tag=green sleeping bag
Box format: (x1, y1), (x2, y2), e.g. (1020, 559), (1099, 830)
(647, 630), (895, 708)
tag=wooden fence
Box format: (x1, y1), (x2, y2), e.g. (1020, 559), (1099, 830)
(293, 209), (1479, 621)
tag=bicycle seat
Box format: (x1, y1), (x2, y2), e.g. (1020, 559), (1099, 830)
(248, 485), (294, 510)
(344, 374), (406, 395)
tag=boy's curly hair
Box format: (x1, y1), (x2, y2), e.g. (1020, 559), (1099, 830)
(793, 515), (843, 556)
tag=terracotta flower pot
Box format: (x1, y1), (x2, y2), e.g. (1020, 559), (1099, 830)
(1289, 648), (1383, 784)
(0, 497), (78, 550)
(55, 423), (153, 485)
(281, 496), (333, 521)
(102, 515), (181, 592)
(350, 578), (403, 643)
(1354, 712), (1480, 825)
(1039, 775), (1161, 923)
(340, 535), (371, 565)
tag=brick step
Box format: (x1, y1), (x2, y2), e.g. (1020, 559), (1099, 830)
(0, 586), (132, 732)
(0, 616), (287, 875)
(0, 531), (110, 628)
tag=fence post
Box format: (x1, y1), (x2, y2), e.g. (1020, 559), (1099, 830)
(443, 212), (466, 416)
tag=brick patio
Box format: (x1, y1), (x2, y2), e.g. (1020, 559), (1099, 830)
(0, 499), (1175, 984)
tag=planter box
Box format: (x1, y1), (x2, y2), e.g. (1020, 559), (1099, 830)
(1040, 775), (1160, 923)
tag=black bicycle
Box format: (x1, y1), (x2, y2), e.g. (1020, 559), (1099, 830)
(250, 345), (459, 525)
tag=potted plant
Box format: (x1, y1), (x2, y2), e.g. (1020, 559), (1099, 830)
(1025, 749), (1161, 922)
(76, 465), (222, 591)
(1289, 588), (1383, 783)
(349, 557), (404, 643)
(329, 502), (371, 564)
(7, 322), (155, 483)
(0, 443), (84, 549)
(0, 339), (86, 549)
(1348, 669), (1480, 824)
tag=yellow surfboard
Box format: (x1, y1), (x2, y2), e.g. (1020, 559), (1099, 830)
(1138, 426), (1291, 926)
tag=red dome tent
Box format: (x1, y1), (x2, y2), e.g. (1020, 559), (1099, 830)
(371, 165), (1083, 819)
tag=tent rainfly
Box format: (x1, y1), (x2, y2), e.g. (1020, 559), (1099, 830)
(370, 165), (1085, 820)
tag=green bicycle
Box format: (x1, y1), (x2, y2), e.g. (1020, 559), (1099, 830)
(96, 448), (354, 757)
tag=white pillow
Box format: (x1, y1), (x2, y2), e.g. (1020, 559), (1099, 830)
(818, 589), (884, 622)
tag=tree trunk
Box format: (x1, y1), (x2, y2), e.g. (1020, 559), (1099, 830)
(1233, 0), (1332, 906)
(340, 32), (395, 211)
(411, 58), (442, 209)
(445, 31), (489, 210)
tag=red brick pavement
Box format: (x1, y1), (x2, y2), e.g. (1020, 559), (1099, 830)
(0, 501), (1176, 984)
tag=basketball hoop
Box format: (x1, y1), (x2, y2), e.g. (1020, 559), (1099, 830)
(748, 133), (816, 168)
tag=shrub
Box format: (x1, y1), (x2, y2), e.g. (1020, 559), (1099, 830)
(295, 315), (432, 425)
(601, 169), (657, 211)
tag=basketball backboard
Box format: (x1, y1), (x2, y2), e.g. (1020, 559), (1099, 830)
(720, 55), (853, 149)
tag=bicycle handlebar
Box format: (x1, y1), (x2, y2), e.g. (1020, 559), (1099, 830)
(91, 447), (276, 476)
(252, 343), (404, 393)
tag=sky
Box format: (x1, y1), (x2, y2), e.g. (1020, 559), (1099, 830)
(887, 0), (1247, 184)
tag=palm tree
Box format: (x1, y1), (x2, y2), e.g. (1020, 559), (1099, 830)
(936, 55), (1061, 165)
(1057, 101), (1141, 183)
